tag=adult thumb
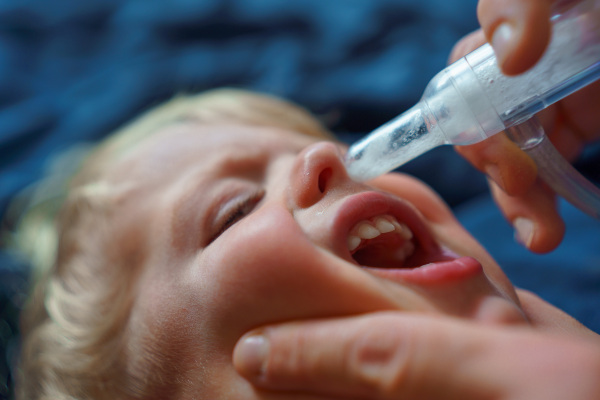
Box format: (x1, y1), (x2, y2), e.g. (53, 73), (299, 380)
(234, 312), (600, 399)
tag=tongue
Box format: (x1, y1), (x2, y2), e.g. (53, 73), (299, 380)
(353, 237), (456, 270)
(402, 247), (457, 268)
(352, 235), (412, 268)
(354, 245), (401, 268)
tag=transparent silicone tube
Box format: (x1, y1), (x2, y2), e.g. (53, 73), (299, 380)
(345, 0), (600, 182)
(345, 0), (600, 219)
(507, 118), (600, 219)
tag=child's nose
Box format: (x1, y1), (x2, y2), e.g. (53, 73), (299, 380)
(289, 142), (348, 208)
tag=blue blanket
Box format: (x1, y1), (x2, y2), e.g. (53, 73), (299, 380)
(1, 0), (598, 397)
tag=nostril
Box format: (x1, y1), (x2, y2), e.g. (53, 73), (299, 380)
(318, 167), (332, 193)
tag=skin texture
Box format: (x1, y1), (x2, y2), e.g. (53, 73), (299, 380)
(101, 120), (535, 398)
(449, 0), (600, 253)
(231, 1), (600, 398)
(234, 304), (600, 400)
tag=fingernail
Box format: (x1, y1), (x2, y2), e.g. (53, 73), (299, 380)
(484, 164), (505, 190)
(513, 217), (534, 248)
(235, 334), (269, 378)
(491, 22), (514, 67)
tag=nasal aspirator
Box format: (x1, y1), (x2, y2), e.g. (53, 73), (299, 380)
(344, 0), (600, 217)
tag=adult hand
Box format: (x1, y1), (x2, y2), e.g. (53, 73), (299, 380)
(234, 292), (600, 399)
(448, 0), (600, 253)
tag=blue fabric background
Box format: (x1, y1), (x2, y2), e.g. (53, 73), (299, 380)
(0, 0), (598, 397)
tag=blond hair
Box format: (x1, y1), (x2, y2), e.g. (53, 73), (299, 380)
(14, 89), (332, 399)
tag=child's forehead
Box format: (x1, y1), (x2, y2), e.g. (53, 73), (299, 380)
(140, 121), (316, 157)
(104, 121), (319, 183)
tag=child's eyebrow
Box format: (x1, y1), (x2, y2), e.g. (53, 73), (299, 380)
(209, 145), (271, 180)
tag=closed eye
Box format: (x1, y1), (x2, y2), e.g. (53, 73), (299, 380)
(210, 189), (265, 243)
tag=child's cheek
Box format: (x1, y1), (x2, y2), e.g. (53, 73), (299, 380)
(216, 204), (310, 270)
(202, 205), (324, 325)
(202, 204), (394, 336)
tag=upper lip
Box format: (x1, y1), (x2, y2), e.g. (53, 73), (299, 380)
(331, 191), (440, 266)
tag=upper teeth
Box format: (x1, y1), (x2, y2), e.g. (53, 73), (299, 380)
(347, 215), (413, 252)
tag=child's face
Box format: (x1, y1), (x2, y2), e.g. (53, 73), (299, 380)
(102, 121), (526, 398)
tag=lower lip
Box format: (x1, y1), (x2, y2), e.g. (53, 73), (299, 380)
(364, 256), (484, 285)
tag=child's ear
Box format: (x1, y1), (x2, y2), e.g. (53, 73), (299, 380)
(367, 172), (456, 225)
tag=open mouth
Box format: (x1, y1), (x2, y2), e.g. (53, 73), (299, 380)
(333, 191), (483, 284)
(347, 214), (456, 269)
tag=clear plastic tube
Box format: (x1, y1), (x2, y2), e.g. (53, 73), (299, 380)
(507, 118), (600, 219)
(344, 0), (600, 219)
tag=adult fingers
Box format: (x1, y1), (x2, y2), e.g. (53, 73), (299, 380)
(488, 178), (565, 253)
(447, 29), (486, 64)
(447, 24), (564, 253)
(448, 27), (543, 201)
(234, 313), (504, 399)
(477, 0), (553, 75)
(233, 312), (600, 400)
(450, 103), (568, 252)
(454, 133), (538, 197)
